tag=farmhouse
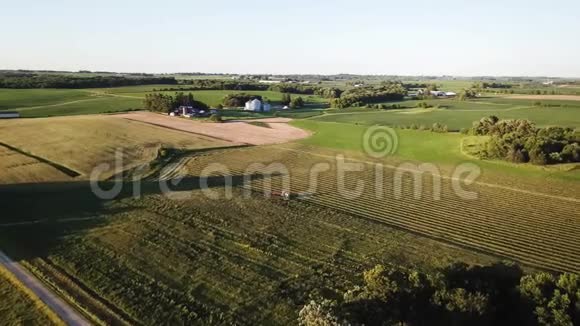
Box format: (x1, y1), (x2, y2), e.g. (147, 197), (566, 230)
(428, 90), (457, 98)
(169, 106), (210, 118)
(0, 111), (20, 119)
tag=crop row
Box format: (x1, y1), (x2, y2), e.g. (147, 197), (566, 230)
(217, 163), (580, 273)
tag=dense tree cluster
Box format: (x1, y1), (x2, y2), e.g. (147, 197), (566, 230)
(458, 88), (478, 100)
(330, 82), (407, 108)
(299, 263), (579, 326)
(281, 93), (292, 106)
(222, 93), (263, 107)
(144, 92), (208, 113)
(472, 116), (580, 164)
(472, 82), (513, 89)
(290, 96), (305, 109)
(268, 83), (343, 99)
(156, 81), (342, 99)
(0, 74), (177, 88)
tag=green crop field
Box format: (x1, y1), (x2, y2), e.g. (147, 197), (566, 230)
(0, 86), (329, 118)
(17, 96), (143, 118)
(184, 144), (579, 272)
(311, 98), (580, 130)
(0, 88), (143, 118)
(0, 137), (578, 323)
(0, 183), (496, 325)
(0, 89), (94, 110)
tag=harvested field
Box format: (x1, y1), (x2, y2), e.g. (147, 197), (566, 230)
(0, 144), (73, 184)
(0, 115), (233, 183)
(505, 94), (580, 101)
(115, 112), (310, 145)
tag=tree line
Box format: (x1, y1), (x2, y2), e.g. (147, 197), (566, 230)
(222, 93), (264, 107)
(331, 82), (407, 108)
(221, 92), (305, 108)
(159, 81), (343, 99)
(280, 93), (305, 108)
(0, 74), (177, 88)
(144, 92), (208, 113)
(269, 84), (343, 99)
(299, 262), (579, 326)
(472, 116), (580, 164)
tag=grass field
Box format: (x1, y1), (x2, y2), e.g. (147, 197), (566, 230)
(0, 86), (329, 117)
(17, 96), (143, 118)
(0, 89), (93, 110)
(312, 98), (580, 129)
(292, 120), (580, 181)
(0, 267), (62, 325)
(0, 116), (233, 183)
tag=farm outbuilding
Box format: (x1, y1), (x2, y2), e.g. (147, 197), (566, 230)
(0, 111), (20, 119)
(244, 99), (263, 112)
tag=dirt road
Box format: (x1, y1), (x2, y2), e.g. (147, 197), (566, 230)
(0, 250), (91, 326)
(115, 112), (310, 145)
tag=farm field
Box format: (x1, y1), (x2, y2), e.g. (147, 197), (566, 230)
(1, 80), (579, 324)
(0, 144), (73, 184)
(403, 79), (580, 96)
(505, 94), (580, 101)
(17, 96), (142, 118)
(312, 99), (580, 129)
(293, 120), (580, 181)
(0, 88), (93, 110)
(0, 267), (62, 325)
(0, 86), (329, 118)
(177, 144), (580, 273)
(0, 183), (499, 325)
(0, 115), (233, 183)
(116, 112), (310, 145)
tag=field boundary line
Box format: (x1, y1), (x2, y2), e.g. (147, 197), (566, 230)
(277, 147), (580, 204)
(0, 250), (91, 326)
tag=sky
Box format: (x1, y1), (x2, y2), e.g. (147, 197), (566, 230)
(1, 0), (579, 77)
